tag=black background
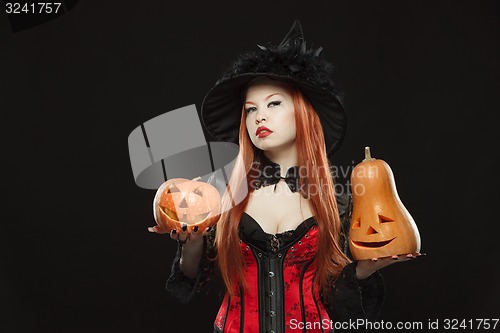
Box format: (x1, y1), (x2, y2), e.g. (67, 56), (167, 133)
(1, 1), (499, 332)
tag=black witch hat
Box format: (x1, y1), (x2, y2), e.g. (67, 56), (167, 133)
(201, 20), (347, 155)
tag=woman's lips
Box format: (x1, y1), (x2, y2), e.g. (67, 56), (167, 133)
(257, 131), (272, 138)
(256, 127), (273, 138)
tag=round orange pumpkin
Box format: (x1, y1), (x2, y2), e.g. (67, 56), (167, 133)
(349, 147), (421, 260)
(153, 178), (221, 234)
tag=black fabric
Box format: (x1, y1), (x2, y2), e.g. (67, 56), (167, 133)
(200, 20), (347, 156)
(248, 153), (352, 203)
(165, 237), (214, 304)
(329, 262), (385, 332)
(166, 246), (384, 330)
(165, 194), (385, 329)
(248, 153), (301, 194)
(239, 212), (316, 253)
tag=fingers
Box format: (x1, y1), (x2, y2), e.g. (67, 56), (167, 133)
(189, 225), (203, 242)
(394, 252), (426, 261)
(169, 229), (179, 240)
(368, 252), (426, 265)
(357, 252), (427, 278)
(202, 226), (213, 236)
(177, 224), (188, 243)
(192, 225), (213, 237)
(188, 225), (215, 242)
(370, 252), (426, 261)
(168, 225), (188, 244)
(149, 223), (215, 243)
(147, 225), (169, 234)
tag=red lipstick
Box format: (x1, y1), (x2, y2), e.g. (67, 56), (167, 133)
(256, 126), (273, 138)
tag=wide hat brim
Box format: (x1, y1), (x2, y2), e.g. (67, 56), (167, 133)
(201, 20), (348, 156)
(201, 72), (347, 156)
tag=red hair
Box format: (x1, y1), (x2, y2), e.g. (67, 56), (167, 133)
(214, 83), (351, 295)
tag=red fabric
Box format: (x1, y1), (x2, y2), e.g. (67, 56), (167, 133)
(216, 225), (331, 332)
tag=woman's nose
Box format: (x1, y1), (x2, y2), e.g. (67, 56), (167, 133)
(255, 110), (267, 124)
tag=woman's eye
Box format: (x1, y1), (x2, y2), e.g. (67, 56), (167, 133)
(268, 101), (282, 108)
(245, 106), (257, 113)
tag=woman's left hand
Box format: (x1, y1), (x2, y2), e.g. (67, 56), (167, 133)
(355, 253), (425, 280)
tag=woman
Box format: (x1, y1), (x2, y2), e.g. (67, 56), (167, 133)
(149, 20), (419, 333)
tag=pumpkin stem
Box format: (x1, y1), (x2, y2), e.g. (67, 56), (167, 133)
(363, 146), (376, 162)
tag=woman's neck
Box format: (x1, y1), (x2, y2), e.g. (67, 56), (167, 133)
(263, 147), (298, 177)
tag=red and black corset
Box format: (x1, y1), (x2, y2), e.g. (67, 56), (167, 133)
(214, 213), (331, 333)
(165, 192), (385, 333)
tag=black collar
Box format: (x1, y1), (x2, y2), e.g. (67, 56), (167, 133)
(249, 155), (300, 193)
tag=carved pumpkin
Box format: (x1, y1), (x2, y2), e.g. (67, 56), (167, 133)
(349, 147), (421, 260)
(153, 178), (221, 234)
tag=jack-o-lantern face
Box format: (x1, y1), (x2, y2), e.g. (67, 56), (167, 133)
(153, 178), (221, 234)
(349, 148), (421, 260)
(350, 213), (396, 249)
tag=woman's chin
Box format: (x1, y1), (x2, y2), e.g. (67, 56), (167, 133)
(255, 142), (279, 152)
(252, 138), (272, 150)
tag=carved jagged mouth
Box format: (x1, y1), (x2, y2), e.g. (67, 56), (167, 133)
(160, 207), (210, 223)
(160, 207), (179, 221)
(351, 237), (396, 248)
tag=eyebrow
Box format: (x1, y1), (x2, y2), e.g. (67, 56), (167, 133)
(245, 93), (282, 105)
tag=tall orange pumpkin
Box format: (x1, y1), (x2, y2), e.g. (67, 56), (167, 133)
(153, 178), (221, 234)
(349, 147), (421, 260)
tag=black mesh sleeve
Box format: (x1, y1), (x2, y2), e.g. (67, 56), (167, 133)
(330, 262), (385, 322)
(165, 229), (217, 304)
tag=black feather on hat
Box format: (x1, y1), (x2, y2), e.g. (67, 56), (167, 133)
(201, 20), (347, 156)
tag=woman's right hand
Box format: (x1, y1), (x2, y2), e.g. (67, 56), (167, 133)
(148, 223), (209, 246)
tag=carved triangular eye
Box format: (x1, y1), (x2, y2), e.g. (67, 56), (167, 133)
(378, 215), (394, 223)
(167, 184), (181, 193)
(352, 218), (361, 229)
(366, 226), (378, 235)
(193, 186), (203, 197)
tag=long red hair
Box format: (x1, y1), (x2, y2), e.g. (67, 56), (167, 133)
(214, 83), (351, 295)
